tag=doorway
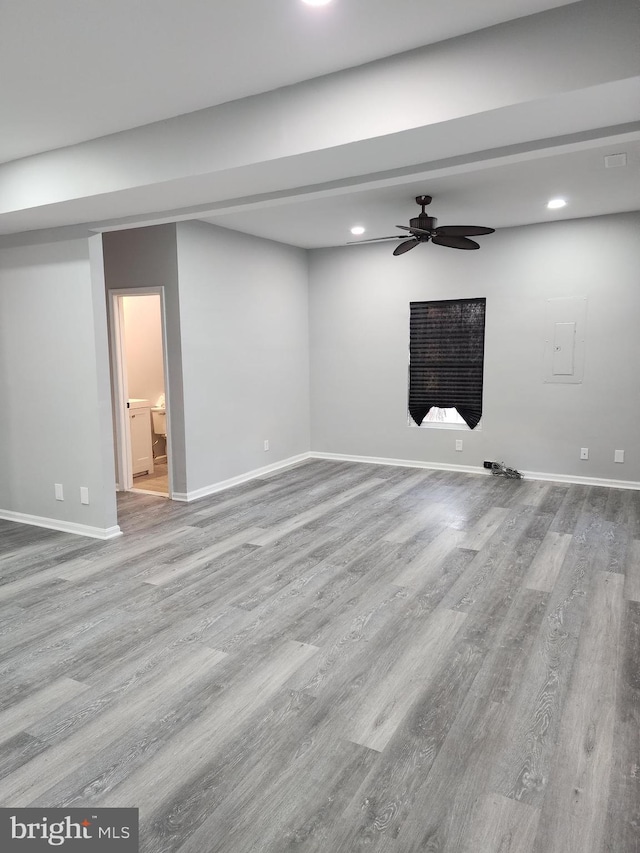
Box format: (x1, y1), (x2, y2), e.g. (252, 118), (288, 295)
(110, 288), (172, 498)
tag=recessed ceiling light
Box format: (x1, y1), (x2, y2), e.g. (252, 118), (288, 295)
(302, 0), (333, 6)
(350, 226), (365, 236)
(547, 198), (567, 210)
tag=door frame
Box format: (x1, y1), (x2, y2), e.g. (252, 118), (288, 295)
(109, 287), (174, 497)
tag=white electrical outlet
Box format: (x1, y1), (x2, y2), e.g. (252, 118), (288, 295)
(455, 439), (463, 452)
(614, 449), (624, 463)
(580, 447), (589, 460)
(80, 487), (89, 505)
(54, 483), (64, 501)
(263, 439), (270, 452)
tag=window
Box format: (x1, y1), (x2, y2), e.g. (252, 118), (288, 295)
(419, 406), (471, 427)
(408, 298), (486, 430)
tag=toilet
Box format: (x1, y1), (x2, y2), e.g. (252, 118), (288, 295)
(151, 407), (166, 438)
(151, 406), (167, 459)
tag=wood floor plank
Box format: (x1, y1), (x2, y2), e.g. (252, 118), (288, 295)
(0, 643), (227, 806)
(98, 639), (318, 814)
(344, 607), (467, 752)
(246, 478), (386, 546)
(471, 587), (549, 706)
(460, 793), (540, 853)
(162, 712), (376, 853)
(393, 527), (467, 588)
(301, 562), (542, 851)
(0, 677), (89, 745)
(322, 639), (486, 853)
(460, 505), (510, 550)
(288, 546), (476, 700)
(394, 696), (512, 851)
(625, 490), (640, 539)
(439, 506), (539, 616)
(537, 483), (570, 516)
(361, 586), (550, 852)
(488, 511), (611, 809)
(532, 572), (624, 853)
(624, 538), (640, 601)
(602, 599), (640, 853)
(373, 469), (435, 501)
(31, 648), (314, 812)
(0, 732), (48, 780)
(381, 503), (444, 544)
(0, 559), (89, 602)
(518, 479), (552, 508)
(589, 519), (630, 577)
(549, 484), (588, 534)
(142, 526), (265, 586)
(525, 531), (572, 592)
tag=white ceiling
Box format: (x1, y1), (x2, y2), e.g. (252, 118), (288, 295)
(201, 138), (640, 248)
(2, 0), (639, 246)
(0, 0), (578, 164)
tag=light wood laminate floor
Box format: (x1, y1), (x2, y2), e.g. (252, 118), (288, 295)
(0, 460), (638, 852)
(132, 459), (169, 495)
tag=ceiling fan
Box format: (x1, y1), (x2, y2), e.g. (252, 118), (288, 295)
(349, 195), (495, 255)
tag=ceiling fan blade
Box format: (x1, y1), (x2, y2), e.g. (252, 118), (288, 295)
(347, 235), (405, 244)
(393, 238), (420, 256)
(436, 225), (495, 237)
(431, 235), (480, 250)
(396, 225), (432, 236)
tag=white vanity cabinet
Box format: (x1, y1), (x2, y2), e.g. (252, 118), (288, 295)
(128, 399), (154, 476)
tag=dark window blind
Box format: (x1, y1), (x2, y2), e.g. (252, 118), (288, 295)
(409, 297), (486, 429)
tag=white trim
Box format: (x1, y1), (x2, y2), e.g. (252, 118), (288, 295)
(76, 452), (640, 512)
(0, 510), (122, 540)
(109, 287), (173, 499)
(109, 291), (133, 491)
(520, 469), (640, 490)
(308, 452), (640, 490)
(165, 450), (640, 501)
(311, 452), (483, 476)
(411, 421), (479, 431)
(174, 453), (312, 502)
(130, 488), (169, 498)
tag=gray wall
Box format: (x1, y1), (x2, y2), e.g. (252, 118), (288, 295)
(2, 210), (636, 541)
(176, 221), (310, 493)
(102, 224), (187, 494)
(309, 212), (640, 483)
(0, 233), (118, 531)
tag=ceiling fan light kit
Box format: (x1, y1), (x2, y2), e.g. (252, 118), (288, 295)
(349, 195), (495, 256)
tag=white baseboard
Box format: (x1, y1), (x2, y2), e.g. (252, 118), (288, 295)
(0, 510), (122, 540)
(310, 451), (485, 476)
(519, 469), (640, 490)
(173, 453), (313, 502)
(309, 452), (640, 490)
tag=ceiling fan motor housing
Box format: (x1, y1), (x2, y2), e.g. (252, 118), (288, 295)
(411, 215), (437, 234)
